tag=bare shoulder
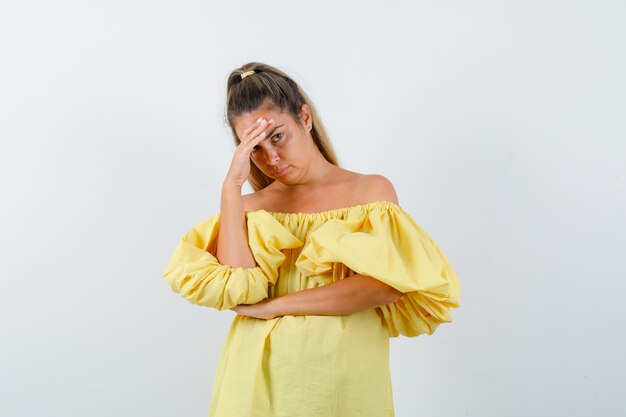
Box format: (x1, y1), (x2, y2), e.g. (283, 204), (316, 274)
(358, 174), (399, 204)
(241, 181), (284, 211)
(241, 190), (266, 212)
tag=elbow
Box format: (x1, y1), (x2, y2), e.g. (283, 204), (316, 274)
(385, 287), (403, 304)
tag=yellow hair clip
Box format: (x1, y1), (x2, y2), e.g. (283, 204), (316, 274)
(240, 70), (256, 80)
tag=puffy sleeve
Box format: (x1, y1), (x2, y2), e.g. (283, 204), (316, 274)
(295, 202), (461, 338)
(162, 211), (303, 311)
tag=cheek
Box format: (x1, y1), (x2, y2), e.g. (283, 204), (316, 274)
(280, 138), (299, 156)
(249, 152), (276, 168)
(250, 154), (263, 166)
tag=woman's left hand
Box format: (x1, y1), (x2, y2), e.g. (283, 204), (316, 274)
(229, 298), (279, 320)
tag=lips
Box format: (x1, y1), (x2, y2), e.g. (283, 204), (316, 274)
(273, 166), (289, 175)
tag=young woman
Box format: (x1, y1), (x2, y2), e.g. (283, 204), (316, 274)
(163, 62), (461, 417)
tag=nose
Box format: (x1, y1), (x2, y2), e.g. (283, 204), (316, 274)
(264, 147), (280, 165)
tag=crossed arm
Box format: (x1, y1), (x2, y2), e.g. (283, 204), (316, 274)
(230, 274), (403, 319)
(227, 174), (403, 318)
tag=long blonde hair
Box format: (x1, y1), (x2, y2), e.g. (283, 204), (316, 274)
(225, 62), (339, 192)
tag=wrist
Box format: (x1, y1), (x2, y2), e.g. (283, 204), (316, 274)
(269, 296), (287, 317)
(222, 182), (243, 193)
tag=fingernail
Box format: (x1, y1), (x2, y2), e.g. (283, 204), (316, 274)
(257, 117), (262, 122)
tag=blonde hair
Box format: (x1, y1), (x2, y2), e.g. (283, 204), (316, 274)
(225, 62), (339, 192)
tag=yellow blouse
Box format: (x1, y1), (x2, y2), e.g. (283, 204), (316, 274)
(163, 200), (461, 417)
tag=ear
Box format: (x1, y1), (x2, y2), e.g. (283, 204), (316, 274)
(298, 104), (312, 128)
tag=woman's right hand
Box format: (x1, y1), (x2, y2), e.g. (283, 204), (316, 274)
(223, 117), (274, 188)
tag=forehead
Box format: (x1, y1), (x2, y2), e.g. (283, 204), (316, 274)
(233, 103), (289, 139)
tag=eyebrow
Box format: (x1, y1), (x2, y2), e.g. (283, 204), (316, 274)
(265, 124), (284, 138)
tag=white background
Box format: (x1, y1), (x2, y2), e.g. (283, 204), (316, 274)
(1, 1), (625, 416)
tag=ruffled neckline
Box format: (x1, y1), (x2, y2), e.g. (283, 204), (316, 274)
(245, 200), (402, 221)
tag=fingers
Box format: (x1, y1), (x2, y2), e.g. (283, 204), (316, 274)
(242, 129), (268, 154)
(241, 118), (274, 147)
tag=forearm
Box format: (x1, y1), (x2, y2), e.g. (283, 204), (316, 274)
(270, 274), (403, 316)
(216, 185), (256, 267)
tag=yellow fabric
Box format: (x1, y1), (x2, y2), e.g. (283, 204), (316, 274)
(162, 200), (461, 417)
(162, 212), (303, 310)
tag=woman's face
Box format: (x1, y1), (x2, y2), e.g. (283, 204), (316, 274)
(233, 101), (314, 184)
